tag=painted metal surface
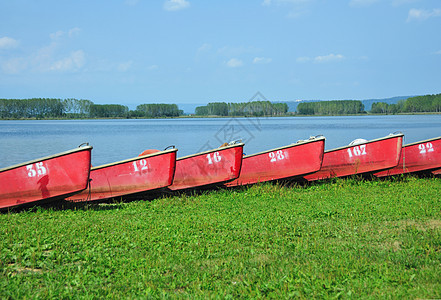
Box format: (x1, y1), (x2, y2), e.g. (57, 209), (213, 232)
(168, 143), (244, 191)
(375, 136), (441, 177)
(66, 148), (177, 202)
(304, 133), (403, 181)
(225, 137), (325, 187)
(0, 146), (92, 210)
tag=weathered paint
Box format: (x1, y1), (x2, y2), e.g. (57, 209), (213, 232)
(225, 137), (325, 187)
(66, 148), (177, 202)
(304, 133), (403, 181)
(168, 143), (244, 191)
(0, 146), (92, 210)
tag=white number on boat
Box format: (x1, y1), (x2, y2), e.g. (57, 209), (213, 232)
(419, 142), (434, 154)
(269, 150), (285, 162)
(347, 145), (367, 158)
(36, 162), (47, 175)
(207, 152), (222, 164)
(133, 159), (148, 172)
(26, 162), (47, 177)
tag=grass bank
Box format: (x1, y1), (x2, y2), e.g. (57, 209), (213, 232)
(1, 177), (440, 298)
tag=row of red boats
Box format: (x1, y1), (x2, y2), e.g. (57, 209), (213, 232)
(2, 133), (441, 210)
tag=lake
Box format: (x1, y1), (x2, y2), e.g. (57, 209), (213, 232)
(1, 115), (440, 169)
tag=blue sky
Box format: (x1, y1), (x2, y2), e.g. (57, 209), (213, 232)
(1, 0), (440, 106)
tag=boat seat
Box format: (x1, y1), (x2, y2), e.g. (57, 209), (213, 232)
(139, 149), (160, 156)
(349, 138), (368, 146)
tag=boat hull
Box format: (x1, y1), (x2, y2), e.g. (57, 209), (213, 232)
(168, 144), (244, 191)
(375, 136), (441, 177)
(0, 146), (92, 210)
(66, 149), (177, 202)
(225, 137), (325, 187)
(304, 134), (403, 181)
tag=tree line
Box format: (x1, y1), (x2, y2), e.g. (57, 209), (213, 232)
(135, 104), (182, 118)
(195, 101), (288, 117)
(1, 94), (440, 119)
(0, 98), (184, 119)
(297, 100), (365, 115)
(371, 94), (441, 114)
(295, 94), (441, 115)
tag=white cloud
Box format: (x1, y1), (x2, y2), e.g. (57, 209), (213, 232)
(50, 30), (64, 40)
(349, 0), (380, 7)
(0, 30), (86, 74)
(407, 8), (441, 22)
(148, 65), (159, 70)
(296, 56), (311, 63)
(226, 58), (243, 68)
(0, 37), (19, 49)
(197, 43), (211, 53)
(49, 50), (85, 72)
(297, 54), (345, 63)
(50, 28), (81, 40)
(314, 53), (345, 63)
(117, 61), (133, 72)
(434, 50), (441, 55)
(164, 0), (190, 11)
(68, 27), (81, 37)
(253, 57), (272, 64)
(1, 58), (27, 74)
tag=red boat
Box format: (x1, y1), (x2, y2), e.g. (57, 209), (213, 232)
(375, 136), (441, 177)
(167, 143), (244, 191)
(303, 133), (403, 181)
(224, 136), (325, 187)
(0, 145), (92, 210)
(66, 148), (177, 202)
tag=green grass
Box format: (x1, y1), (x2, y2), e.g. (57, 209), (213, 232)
(1, 176), (441, 298)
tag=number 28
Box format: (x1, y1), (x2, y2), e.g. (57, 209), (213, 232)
(269, 150), (285, 162)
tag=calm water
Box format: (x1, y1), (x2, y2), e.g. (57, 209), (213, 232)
(1, 115), (440, 169)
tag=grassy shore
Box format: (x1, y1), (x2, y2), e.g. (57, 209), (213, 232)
(1, 176), (440, 298)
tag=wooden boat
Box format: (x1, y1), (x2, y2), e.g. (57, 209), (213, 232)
(375, 136), (441, 177)
(167, 142), (244, 191)
(66, 148), (177, 202)
(303, 133), (403, 181)
(0, 145), (93, 210)
(224, 136), (325, 187)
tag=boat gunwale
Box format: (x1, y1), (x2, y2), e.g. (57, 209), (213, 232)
(243, 137), (325, 159)
(324, 133), (404, 154)
(177, 143), (244, 161)
(91, 148), (178, 171)
(0, 146), (93, 173)
(402, 136), (441, 148)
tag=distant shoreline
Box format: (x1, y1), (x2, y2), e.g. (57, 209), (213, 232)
(1, 112), (440, 121)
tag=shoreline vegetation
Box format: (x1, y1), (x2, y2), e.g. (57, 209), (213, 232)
(1, 176), (440, 298)
(2, 111), (441, 121)
(1, 93), (440, 120)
